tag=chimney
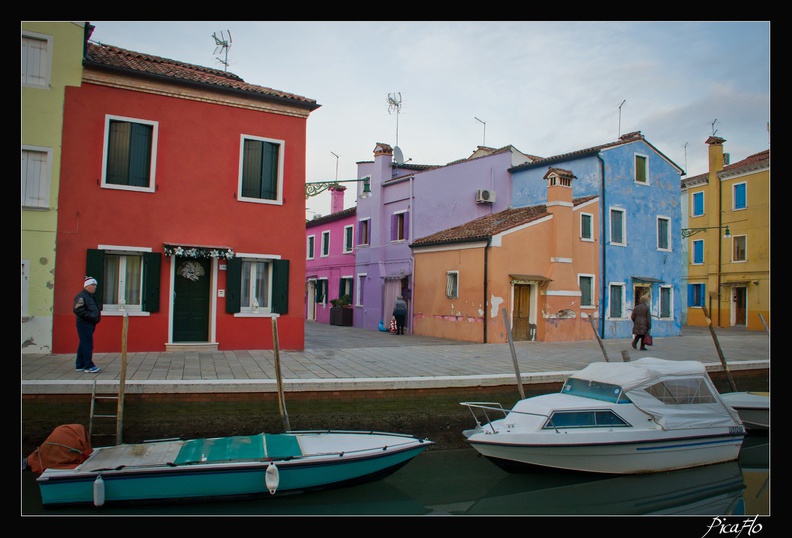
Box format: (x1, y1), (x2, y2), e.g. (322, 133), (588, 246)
(329, 185), (346, 214)
(706, 136), (727, 175)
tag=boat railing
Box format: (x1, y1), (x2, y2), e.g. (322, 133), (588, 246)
(460, 402), (509, 433)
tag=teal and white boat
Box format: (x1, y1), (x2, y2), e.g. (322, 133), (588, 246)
(30, 428), (432, 507)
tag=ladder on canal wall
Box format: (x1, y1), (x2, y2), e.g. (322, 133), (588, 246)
(88, 313), (129, 446)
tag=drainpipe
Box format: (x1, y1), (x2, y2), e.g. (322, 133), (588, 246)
(717, 172), (723, 327)
(597, 154), (606, 339)
(483, 237), (491, 343)
(409, 175), (415, 334)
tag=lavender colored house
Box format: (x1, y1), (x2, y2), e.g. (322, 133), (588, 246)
(352, 142), (539, 333)
(305, 186), (356, 324)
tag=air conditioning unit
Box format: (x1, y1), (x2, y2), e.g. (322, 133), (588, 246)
(475, 189), (496, 204)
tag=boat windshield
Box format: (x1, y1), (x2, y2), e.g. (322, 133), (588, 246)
(562, 377), (631, 404)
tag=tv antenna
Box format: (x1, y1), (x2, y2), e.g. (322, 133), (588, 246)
(683, 142), (688, 175)
(387, 92), (402, 147)
(212, 30), (232, 71)
(618, 100), (626, 137)
(711, 118), (719, 136)
(474, 117), (486, 146)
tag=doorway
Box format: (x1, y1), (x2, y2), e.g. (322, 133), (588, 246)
(512, 284), (533, 341)
(172, 256), (211, 342)
(732, 286), (747, 326)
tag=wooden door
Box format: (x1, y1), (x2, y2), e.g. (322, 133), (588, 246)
(512, 284), (531, 341)
(172, 257), (210, 342)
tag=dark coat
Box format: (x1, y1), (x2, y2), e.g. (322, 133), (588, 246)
(73, 289), (101, 325)
(631, 302), (651, 335)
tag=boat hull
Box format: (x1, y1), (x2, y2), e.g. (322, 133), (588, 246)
(36, 431), (431, 506)
(467, 431), (744, 474)
(721, 391), (769, 430)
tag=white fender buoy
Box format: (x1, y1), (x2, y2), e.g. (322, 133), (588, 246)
(93, 475), (105, 507)
(265, 461), (279, 495)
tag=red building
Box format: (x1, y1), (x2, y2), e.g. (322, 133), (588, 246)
(52, 35), (320, 353)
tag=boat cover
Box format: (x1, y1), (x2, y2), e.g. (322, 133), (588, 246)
(26, 424), (94, 474)
(570, 357), (742, 429)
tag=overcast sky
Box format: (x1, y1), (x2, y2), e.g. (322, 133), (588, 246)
(87, 21), (770, 218)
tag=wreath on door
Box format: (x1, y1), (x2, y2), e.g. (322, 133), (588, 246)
(178, 261), (205, 281)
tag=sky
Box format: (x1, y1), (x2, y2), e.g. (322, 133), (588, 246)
(86, 21), (770, 218)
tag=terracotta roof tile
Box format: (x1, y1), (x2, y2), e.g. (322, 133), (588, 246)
(85, 42), (319, 110)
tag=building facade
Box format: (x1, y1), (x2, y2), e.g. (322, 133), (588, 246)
(52, 37), (319, 354)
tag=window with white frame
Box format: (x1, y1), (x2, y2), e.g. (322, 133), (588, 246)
(102, 252), (144, 312)
(580, 213), (593, 241)
(226, 256), (289, 315)
(21, 260), (29, 317)
(21, 32), (51, 88)
(358, 219), (370, 246)
(732, 235), (747, 262)
(344, 225), (354, 253)
(609, 208), (625, 245)
(608, 283), (625, 318)
(660, 285), (672, 319)
(688, 283), (705, 308)
(692, 191), (704, 217)
(733, 182), (747, 210)
(579, 275), (595, 307)
(306, 235), (315, 260)
(321, 231), (330, 257)
(102, 115), (157, 192)
(634, 154), (648, 183)
(21, 147), (51, 208)
(356, 273), (366, 306)
(340, 276), (353, 299)
(692, 239), (704, 265)
(314, 278), (328, 305)
(391, 211), (409, 241)
(446, 271), (459, 299)
(240, 259), (272, 313)
(657, 216), (671, 250)
(238, 134), (283, 203)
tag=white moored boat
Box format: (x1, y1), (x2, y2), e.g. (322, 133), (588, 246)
(721, 391), (769, 431)
(461, 357), (746, 474)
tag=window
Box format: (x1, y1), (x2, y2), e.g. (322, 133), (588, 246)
(21, 260), (29, 317)
(446, 271), (459, 299)
(21, 32), (51, 88)
(226, 257), (289, 315)
(610, 208), (625, 245)
(645, 378), (717, 404)
(660, 286), (672, 319)
(634, 154), (648, 183)
(239, 135), (283, 203)
(544, 410), (629, 429)
(306, 235), (315, 260)
(692, 191), (704, 217)
(358, 219), (370, 246)
(657, 217), (670, 250)
(608, 283), (624, 318)
(733, 182), (747, 210)
(692, 239), (704, 265)
(356, 273), (366, 306)
(579, 275), (595, 307)
(103, 116), (157, 192)
(732, 235), (747, 262)
(314, 278), (327, 305)
(339, 277), (353, 299)
(21, 147), (51, 208)
(321, 231), (330, 257)
(344, 225), (354, 253)
(86, 248), (161, 314)
(580, 213), (593, 241)
(688, 283), (705, 308)
(391, 211), (409, 241)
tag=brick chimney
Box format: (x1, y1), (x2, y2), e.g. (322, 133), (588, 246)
(329, 185), (346, 214)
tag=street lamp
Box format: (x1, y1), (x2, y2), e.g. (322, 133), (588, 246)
(305, 176), (371, 199)
(681, 225), (731, 238)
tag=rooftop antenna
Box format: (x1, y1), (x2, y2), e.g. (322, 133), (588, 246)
(683, 142), (688, 174)
(330, 152), (339, 182)
(474, 117), (486, 146)
(212, 30), (232, 71)
(387, 93), (402, 147)
(711, 118), (719, 136)
(618, 100), (626, 137)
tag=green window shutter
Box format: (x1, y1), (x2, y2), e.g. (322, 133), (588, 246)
(241, 139), (263, 198)
(129, 123), (152, 187)
(272, 259), (290, 314)
(262, 141), (279, 200)
(142, 252), (161, 312)
(225, 257), (242, 313)
(86, 249), (105, 311)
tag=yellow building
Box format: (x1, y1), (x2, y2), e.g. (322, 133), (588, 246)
(682, 137), (769, 330)
(21, 22), (88, 352)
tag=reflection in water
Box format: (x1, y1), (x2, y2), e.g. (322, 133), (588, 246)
(21, 435), (768, 517)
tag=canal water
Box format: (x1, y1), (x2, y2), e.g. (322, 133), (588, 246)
(21, 434), (768, 518)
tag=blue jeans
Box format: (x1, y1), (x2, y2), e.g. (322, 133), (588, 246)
(76, 322), (97, 370)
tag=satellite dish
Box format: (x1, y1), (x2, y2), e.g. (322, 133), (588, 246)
(394, 146), (404, 165)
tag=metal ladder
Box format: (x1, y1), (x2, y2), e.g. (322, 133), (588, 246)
(88, 379), (124, 445)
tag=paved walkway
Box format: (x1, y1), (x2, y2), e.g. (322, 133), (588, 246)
(21, 323), (770, 395)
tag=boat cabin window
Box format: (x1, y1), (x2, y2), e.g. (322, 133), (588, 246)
(543, 410), (630, 430)
(562, 378), (631, 404)
(644, 377), (718, 404)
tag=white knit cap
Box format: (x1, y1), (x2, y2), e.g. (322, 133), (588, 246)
(84, 277), (98, 287)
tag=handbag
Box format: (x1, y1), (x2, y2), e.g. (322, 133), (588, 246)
(644, 333), (653, 346)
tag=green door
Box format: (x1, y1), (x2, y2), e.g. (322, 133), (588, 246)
(173, 257), (210, 342)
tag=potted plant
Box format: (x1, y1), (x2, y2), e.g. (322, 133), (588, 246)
(329, 295), (353, 326)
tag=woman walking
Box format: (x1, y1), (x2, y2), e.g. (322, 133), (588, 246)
(631, 295), (651, 351)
